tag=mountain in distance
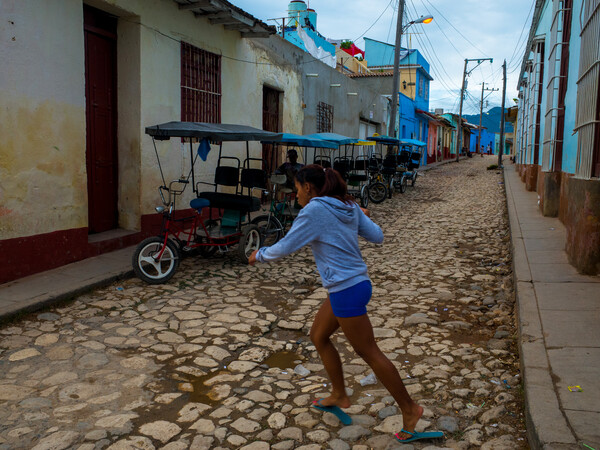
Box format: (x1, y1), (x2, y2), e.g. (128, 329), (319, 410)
(463, 106), (514, 134)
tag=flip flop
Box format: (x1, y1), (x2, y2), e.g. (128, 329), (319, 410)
(394, 429), (444, 443)
(312, 399), (353, 425)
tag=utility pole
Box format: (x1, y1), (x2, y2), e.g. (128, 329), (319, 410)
(498, 59), (507, 168)
(388, 0), (405, 137)
(478, 83), (499, 154)
(478, 82), (485, 154)
(456, 58), (493, 162)
(456, 59), (468, 162)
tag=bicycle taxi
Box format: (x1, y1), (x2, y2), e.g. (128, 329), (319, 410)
(256, 132), (338, 246)
(397, 138), (426, 187)
(306, 133), (376, 207)
(368, 135), (426, 197)
(132, 121), (281, 284)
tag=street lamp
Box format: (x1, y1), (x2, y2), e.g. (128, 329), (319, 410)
(388, 5), (433, 137)
(404, 15), (433, 31)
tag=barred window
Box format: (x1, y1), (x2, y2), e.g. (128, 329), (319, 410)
(574, 0), (600, 178)
(525, 40), (545, 165)
(541, 0), (572, 172)
(181, 42), (221, 123)
(317, 101), (333, 133)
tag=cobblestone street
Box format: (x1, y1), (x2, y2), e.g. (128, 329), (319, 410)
(0, 157), (527, 450)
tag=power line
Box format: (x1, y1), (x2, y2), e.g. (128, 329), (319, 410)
(415, 0), (464, 59)
(507, 0), (536, 67)
(405, 1), (459, 90)
(403, 3), (461, 102)
(421, 0), (489, 57)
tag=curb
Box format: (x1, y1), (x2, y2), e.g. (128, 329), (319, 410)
(0, 269), (134, 325)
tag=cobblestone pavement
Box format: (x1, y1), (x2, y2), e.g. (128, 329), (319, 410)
(0, 157), (527, 450)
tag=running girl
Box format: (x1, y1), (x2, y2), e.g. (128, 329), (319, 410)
(249, 165), (437, 443)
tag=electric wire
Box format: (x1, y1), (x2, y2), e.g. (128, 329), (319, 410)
(421, 0), (490, 57)
(404, 2), (460, 102)
(506, 0), (536, 68)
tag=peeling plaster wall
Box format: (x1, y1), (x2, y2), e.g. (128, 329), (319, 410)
(0, 1), (87, 240)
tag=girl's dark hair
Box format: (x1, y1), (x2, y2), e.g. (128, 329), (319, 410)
(295, 164), (353, 203)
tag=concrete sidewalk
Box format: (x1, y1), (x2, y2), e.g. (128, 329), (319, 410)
(504, 165), (600, 450)
(0, 246), (135, 322)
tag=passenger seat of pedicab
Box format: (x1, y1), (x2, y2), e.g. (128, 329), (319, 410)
(381, 153), (398, 175)
(408, 151), (421, 170)
(397, 150), (411, 168)
(333, 158), (351, 180)
(197, 165), (265, 213)
(348, 159), (368, 184)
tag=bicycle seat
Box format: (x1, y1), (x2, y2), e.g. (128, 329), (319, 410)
(190, 198), (210, 212)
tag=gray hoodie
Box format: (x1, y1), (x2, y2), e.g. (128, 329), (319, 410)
(255, 196), (384, 293)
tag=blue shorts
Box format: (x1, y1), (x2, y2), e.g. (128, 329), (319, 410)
(329, 280), (372, 318)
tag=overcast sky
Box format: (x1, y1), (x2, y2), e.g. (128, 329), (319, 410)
(232, 0), (534, 115)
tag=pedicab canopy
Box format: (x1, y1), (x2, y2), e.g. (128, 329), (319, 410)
(399, 138), (426, 147)
(306, 132), (359, 145)
(260, 132), (338, 149)
(145, 121), (283, 141)
(368, 135), (427, 147)
(367, 134), (402, 145)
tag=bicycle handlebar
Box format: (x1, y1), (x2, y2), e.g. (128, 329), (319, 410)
(159, 179), (189, 206)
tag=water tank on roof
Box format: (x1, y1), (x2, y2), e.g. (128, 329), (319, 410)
(307, 8), (317, 30)
(288, 0), (307, 28)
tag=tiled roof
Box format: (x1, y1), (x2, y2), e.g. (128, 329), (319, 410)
(347, 72), (393, 78)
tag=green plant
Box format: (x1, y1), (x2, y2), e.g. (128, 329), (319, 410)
(487, 164), (499, 170)
(340, 40), (353, 49)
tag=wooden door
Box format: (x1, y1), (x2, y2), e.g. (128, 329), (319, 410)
(262, 86), (281, 173)
(84, 6), (118, 234)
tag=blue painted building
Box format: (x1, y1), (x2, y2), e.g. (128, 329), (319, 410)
(363, 38), (433, 160)
(469, 127), (496, 154)
(514, 0), (600, 274)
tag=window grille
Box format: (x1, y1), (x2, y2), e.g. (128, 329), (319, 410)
(525, 40), (545, 165)
(542, 0), (571, 172)
(316, 102), (334, 133)
(574, 0), (600, 178)
(181, 42), (221, 124)
(517, 91), (526, 164)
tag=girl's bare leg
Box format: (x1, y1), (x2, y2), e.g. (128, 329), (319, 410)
(337, 313), (423, 440)
(309, 298), (350, 408)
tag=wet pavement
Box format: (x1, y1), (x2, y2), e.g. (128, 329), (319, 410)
(0, 156), (527, 449)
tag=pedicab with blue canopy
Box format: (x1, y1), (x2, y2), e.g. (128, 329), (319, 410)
(305, 133), (375, 206)
(368, 135), (426, 196)
(256, 132), (339, 245)
(132, 121), (282, 284)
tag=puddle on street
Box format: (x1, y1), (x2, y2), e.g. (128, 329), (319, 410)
(183, 370), (230, 405)
(263, 351), (303, 369)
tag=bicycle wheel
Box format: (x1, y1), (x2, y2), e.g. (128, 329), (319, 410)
(360, 185), (369, 208)
(132, 237), (180, 284)
(238, 225), (261, 263)
(387, 176), (394, 199)
(411, 171), (418, 186)
(368, 181), (387, 204)
(397, 175), (407, 194)
(251, 214), (283, 247)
